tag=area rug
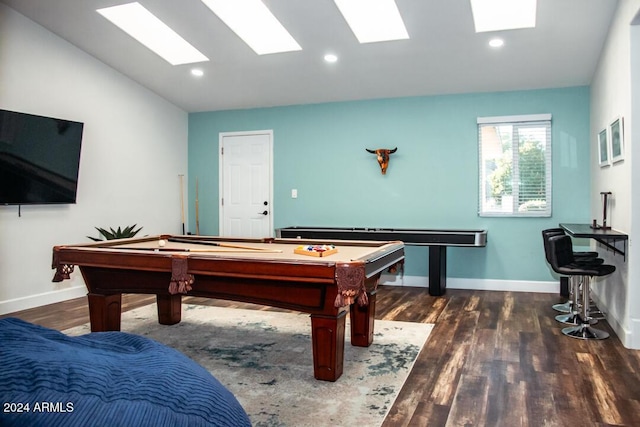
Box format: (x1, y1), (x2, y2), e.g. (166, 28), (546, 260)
(66, 304), (433, 427)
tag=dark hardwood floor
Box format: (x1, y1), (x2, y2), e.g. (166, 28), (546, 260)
(3, 285), (640, 426)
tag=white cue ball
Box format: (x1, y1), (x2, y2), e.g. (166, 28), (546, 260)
(158, 239), (166, 247)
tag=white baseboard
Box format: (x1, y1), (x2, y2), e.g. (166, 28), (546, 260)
(1, 276), (560, 316)
(607, 310), (632, 347)
(4, 277), (637, 349)
(380, 274), (559, 293)
(589, 292), (640, 350)
(629, 317), (640, 349)
(0, 286), (87, 315)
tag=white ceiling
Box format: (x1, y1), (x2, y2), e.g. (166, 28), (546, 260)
(1, 0), (619, 112)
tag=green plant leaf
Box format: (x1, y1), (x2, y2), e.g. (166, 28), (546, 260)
(122, 224), (141, 236)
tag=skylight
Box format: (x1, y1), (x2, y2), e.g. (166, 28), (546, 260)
(97, 2), (208, 65)
(470, 0), (537, 33)
(334, 0), (409, 44)
(200, 0), (301, 55)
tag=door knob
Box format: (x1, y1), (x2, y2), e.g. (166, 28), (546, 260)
(259, 210), (268, 216)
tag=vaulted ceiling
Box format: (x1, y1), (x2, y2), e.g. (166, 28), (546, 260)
(1, 0), (619, 112)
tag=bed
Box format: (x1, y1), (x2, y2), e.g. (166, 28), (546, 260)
(0, 318), (251, 426)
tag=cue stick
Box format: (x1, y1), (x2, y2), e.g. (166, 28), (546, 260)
(179, 174), (185, 234)
(167, 237), (277, 252)
(195, 178), (200, 235)
(122, 247), (283, 253)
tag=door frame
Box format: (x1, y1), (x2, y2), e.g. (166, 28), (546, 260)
(218, 130), (274, 237)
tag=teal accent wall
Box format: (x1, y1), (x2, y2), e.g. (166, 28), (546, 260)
(189, 87), (591, 281)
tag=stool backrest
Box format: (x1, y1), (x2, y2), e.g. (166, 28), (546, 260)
(542, 228), (566, 264)
(548, 235), (575, 271)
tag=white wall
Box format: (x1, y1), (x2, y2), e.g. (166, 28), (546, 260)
(590, 0), (640, 348)
(628, 12), (640, 348)
(0, 4), (189, 314)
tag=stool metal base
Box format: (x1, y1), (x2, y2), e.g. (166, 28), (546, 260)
(589, 309), (606, 320)
(562, 324), (610, 340)
(555, 313), (597, 325)
(555, 313), (580, 325)
(552, 302), (572, 313)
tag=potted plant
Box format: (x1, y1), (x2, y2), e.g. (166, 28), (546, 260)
(88, 224), (142, 241)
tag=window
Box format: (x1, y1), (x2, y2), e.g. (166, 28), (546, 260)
(478, 114), (552, 217)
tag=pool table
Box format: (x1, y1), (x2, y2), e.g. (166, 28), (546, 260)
(52, 235), (404, 381)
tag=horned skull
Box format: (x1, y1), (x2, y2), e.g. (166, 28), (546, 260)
(366, 147), (397, 175)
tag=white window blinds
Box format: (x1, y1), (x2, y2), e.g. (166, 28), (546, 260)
(478, 114), (552, 217)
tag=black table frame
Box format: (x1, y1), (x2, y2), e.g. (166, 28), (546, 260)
(276, 227), (488, 296)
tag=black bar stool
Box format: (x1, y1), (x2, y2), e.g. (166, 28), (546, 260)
(541, 228), (601, 314)
(547, 235), (615, 340)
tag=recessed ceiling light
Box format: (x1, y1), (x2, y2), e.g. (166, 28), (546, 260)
(334, 0), (409, 44)
(97, 2), (208, 65)
(489, 38), (504, 48)
(470, 0), (537, 33)
(201, 0), (301, 55)
(324, 54), (338, 63)
(191, 68), (204, 77)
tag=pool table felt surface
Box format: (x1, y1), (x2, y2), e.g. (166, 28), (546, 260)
(116, 238), (393, 261)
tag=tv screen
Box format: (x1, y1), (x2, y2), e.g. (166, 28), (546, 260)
(0, 109), (84, 205)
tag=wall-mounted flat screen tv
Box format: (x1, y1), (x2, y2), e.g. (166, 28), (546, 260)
(0, 109), (84, 205)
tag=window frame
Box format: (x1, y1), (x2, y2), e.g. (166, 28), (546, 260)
(478, 114), (552, 218)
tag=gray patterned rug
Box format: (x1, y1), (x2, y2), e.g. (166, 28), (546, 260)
(66, 304), (433, 427)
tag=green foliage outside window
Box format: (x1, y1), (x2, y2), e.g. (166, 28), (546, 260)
(479, 115), (551, 217)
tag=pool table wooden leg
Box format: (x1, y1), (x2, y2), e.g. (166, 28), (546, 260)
(87, 293), (122, 332)
(350, 289), (377, 347)
(310, 311), (346, 381)
(156, 294), (182, 325)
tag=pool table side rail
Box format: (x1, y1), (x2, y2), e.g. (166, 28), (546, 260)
(53, 238), (402, 265)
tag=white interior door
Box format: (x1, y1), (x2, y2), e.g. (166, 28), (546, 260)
(219, 131), (273, 237)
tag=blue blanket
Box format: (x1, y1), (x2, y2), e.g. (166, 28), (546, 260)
(0, 318), (251, 427)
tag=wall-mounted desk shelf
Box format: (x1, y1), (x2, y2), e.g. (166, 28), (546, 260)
(560, 223), (628, 260)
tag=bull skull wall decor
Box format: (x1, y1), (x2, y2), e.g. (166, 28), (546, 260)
(366, 147), (397, 175)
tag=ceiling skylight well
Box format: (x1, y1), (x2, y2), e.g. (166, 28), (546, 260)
(470, 0), (537, 33)
(201, 0), (301, 55)
(334, 0), (409, 44)
(97, 2), (208, 65)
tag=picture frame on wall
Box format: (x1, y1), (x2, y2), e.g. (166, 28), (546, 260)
(610, 117), (624, 163)
(598, 128), (609, 167)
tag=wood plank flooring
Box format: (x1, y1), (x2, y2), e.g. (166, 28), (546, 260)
(3, 286), (640, 426)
